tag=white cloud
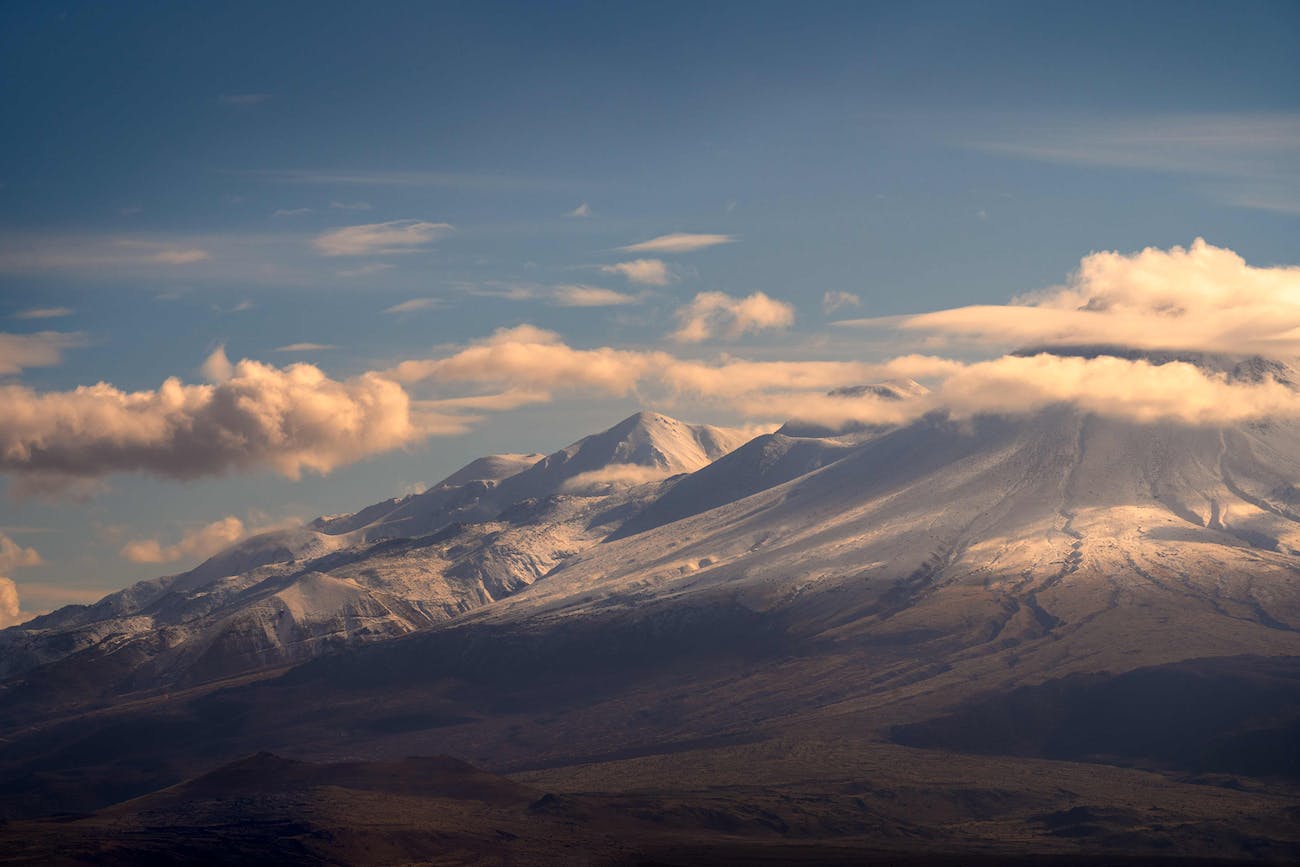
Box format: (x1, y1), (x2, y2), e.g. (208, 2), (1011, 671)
(567, 202), (591, 218)
(384, 298), (442, 314)
(671, 291), (796, 343)
(273, 207), (314, 217)
(550, 285), (640, 307)
(13, 307), (74, 320)
(821, 291), (860, 314)
(600, 259), (673, 286)
(312, 220), (453, 256)
(621, 233), (736, 254)
(329, 201), (372, 211)
(0, 331), (85, 375)
(275, 343), (337, 352)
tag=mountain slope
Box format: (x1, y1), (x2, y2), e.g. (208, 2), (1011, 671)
(0, 412), (754, 702)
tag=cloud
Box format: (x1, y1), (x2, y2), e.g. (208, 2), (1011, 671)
(273, 207), (313, 217)
(567, 202), (591, 218)
(621, 233), (736, 254)
(671, 291), (796, 343)
(220, 93), (272, 106)
(275, 343), (337, 352)
(0, 331), (85, 375)
(971, 113), (1300, 176)
(9, 241), (1299, 497)
(13, 307), (73, 320)
(329, 201), (372, 211)
(0, 533), (42, 628)
(0, 238), (213, 272)
(120, 515), (252, 564)
(600, 259), (673, 286)
(970, 113), (1300, 213)
(145, 248), (210, 264)
(312, 220), (453, 256)
(822, 291), (860, 314)
(0, 534), (42, 572)
(382, 239), (1300, 434)
(560, 465), (675, 492)
(384, 298), (442, 314)
(550, 285), (640, 307)
(0, 348), (440, 489)
(0, 578), (21, 628)
(389, 325), (670, 395)
(840, 239), (1300, 357)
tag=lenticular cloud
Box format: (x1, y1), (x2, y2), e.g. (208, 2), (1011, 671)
(888, 239), (1300, 356)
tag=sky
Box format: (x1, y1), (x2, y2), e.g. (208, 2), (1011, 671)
(1, 0), (1298, 618)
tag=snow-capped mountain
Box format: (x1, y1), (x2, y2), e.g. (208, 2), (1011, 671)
(0, 412), (753, 694)
(6, 358), (1300, 721)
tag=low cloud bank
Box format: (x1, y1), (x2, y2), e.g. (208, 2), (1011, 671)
(4, 241), (1300, 494)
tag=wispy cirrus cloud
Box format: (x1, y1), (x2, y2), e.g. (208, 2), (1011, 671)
(383, 298), (443, 314)
(312, 220), (453, 256)
(12, 307), (74, 320)
(275, 342), (337, 352)
(0, 237), (211, 272)
(970, 113), (1300, 213)
(550, 284), (640, 307)
(567, 202), (591, 218)
(621, 233), (736, 254)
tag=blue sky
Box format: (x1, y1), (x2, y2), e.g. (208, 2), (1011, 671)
(1, 0), (1298, 611)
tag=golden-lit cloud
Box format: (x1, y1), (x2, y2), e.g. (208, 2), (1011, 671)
(671, 291), (796, 342)
(841, 239), (1300, 356)
(0, 533), (43, 628)
(119, 513), (298, 564)
(312, 220), (453, 256)
(621, 233), (735, 253)
(0, 348), (435, 489)
(600, 259), (673, 286)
